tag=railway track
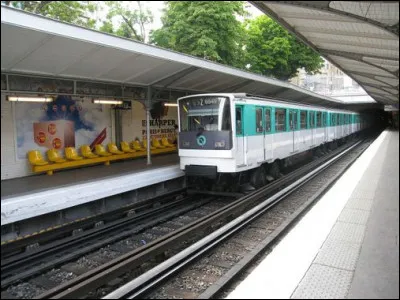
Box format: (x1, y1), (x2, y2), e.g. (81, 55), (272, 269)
(1, 188), (187, 258)
(1, 193), (232, 298)
(106, 137), (375, 299)
(10, 135), (372, 299)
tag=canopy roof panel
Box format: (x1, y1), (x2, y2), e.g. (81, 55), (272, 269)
(250, 1), (399, 106)
(1, 5), (380, 110)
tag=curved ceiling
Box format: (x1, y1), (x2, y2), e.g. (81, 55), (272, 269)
(250, 1), (399, 106)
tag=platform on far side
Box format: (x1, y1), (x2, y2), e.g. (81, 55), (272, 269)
(227, 129), (399, 299)
(1, 153), (183, 225)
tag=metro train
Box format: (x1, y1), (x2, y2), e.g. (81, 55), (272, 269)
(177, 93), (366, 189)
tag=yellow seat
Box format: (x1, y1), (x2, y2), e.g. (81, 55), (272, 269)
(65, 147), (83, 160)
(121, 141), (136, 153)
(107, 143), (124, 154)
(161, 137), (174, 148)
(28, 150), (49, 166)
(142, 139), (156, 150)
(132, 140), (145, 151)
(47, 149), (67, 163)
(152, 138), (166, 149)
(80, 145), (99, 159)
(95, 144), (113, 157)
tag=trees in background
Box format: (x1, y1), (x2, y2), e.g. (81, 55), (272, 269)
(150, 2), (323, 80)
(3, 1), (99, 28)
(245, 16), (323, 80)
(150, 1), (247, 69)
(100, 1), (153, 42)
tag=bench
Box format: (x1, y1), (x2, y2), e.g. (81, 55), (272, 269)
(28, 140), (177, 175)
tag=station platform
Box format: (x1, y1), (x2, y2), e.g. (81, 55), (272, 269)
(228, 129), (399, 299)
(1, 153), (182, 226)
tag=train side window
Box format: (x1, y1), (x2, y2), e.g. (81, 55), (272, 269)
(331, 113), (336, 126)
(265, 109), (271, 132)
(275, 108), (286, 132)
(322, 112), (327, 126)
(256, 108), (263, 133)
(236, 107), (243, 136)
(316, 112), (322, 127)
(300, 111), (307, 129)
(310, 111), (315, 128)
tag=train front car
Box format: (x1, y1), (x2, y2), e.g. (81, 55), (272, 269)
(178, 94), (234, 181)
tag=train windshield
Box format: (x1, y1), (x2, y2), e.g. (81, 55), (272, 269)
(179, 96), (231, 132)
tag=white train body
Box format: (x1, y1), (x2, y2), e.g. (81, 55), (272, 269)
(177, 93), (363, 177)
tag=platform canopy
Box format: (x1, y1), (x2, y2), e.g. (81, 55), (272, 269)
(250, 1), (399, 106)
(1, 5), (381, 110)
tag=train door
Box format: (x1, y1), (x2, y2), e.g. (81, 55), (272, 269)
(339, 114), (344, 137)
(310, 111), (316, 146)
(324, 112), (328, 142)
(235, 106), (245, 166)
(289, 109), (299, 152)
(331, 113), (337, 140)
(264, 107), (273, 160)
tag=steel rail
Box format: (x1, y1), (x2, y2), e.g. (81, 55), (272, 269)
(105, 140), (364, 299)
(35, 139), (362, 299)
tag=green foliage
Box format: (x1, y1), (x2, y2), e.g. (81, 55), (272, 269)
(103, 1), (153, 42)
(150, 1), (248, 68)
(3, 1), (154, 42)
(245, 16), (324, 80)
(4, 1), (99, 28)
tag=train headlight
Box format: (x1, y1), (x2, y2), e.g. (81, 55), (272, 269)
(183, 141), (190, 147)
(215, 140), (226, 148)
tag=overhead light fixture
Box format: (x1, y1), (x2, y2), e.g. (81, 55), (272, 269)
(93, 99), (123, 105)
(164, 103), (178, 107)
(7, 96), (53, 102)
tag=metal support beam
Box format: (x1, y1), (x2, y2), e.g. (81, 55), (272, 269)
(114, 109), (122, 146)
(362, 83), (398, 95)
(321, 49), (398, 64)
(277, 12), (363, 23)
(369, 92), (398, 104)
(6, 74), (9, 91)
(313, 38), (398, 51)
(326, 53), (399, 79)
(350, 72), (393, 87)
(293, 26), (398, 40)
(146, 86), (152, 165)
(348, 70), (397, 81)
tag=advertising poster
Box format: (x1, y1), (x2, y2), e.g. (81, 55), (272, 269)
(129, 101), (178, 143)
(15, 95), (112, 160)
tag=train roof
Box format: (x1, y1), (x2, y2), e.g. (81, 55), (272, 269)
(178, 93), (360, 114)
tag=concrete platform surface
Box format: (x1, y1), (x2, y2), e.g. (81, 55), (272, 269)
(1, 154), (183, 225)
(1, 153), (179, 199)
